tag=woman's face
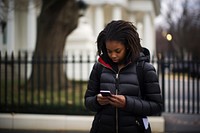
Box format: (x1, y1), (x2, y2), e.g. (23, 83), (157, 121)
(106, 40), (127, 64)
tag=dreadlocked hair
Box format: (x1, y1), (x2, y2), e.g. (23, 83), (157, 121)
(97, 20), (142, 62)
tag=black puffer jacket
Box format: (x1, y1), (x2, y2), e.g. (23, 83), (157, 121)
(85, 48), (163, 133)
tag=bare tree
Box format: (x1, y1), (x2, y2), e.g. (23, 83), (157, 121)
(175, 0), (200, 58)
(1, 0), (85, 90)
(161, 0), (200, 58)
(29, 0), (80, 90)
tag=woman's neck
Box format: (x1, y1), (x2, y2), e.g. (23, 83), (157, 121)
(118, 64), (125, 70)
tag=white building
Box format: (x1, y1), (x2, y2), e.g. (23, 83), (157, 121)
(0, 0), (160, 54)
(0, 0), (160, 80)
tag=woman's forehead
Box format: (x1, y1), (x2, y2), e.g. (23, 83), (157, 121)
(105, 41), (125, 49)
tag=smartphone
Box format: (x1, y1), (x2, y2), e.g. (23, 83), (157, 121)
(100, 90), (112, 96)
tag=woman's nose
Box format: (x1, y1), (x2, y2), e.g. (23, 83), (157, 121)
(111, 53), (117, 58)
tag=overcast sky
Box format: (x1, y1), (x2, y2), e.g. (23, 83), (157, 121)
(155, 0), (183, 29)
(155, 0), (200, 29)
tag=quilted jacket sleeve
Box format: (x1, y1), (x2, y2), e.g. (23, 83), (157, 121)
(84, 62), (102, 112)
(125, 62), (163, 116)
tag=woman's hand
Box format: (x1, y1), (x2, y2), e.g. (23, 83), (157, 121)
(108, 95), (126, 108)
(97, 94), (110, 105)
(97, 94), (126, 108)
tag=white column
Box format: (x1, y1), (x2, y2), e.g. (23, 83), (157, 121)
(129, 13), (136, 25)
(112, 5), (122, 20)
(0, 23), (3, 48)
(94, 5), (104, 37)
(7, 0), (15, 54)
(0, 0), (4, 47)
(27, 0), (36, 52)
(137, 22), (143, 46)
(143, 12), (154, 55)
(151, 20), (155, 55)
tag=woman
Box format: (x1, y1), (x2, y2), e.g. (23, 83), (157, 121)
(84, 20), (163, 133)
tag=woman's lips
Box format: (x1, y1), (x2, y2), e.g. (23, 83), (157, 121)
(112, 59), (118, 62)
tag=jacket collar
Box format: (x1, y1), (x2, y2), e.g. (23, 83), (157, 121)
(98, 57), (112, 69)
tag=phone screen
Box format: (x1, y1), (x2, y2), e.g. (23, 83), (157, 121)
(100, 90), (112, 96)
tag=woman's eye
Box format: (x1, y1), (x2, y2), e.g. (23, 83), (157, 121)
(116, 50), (121, 53)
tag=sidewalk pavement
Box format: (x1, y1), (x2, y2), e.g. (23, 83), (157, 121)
(1, 113), (200, 133)
(0, 113), (164, 132)
(163, 113), (200, 133)
(0, 129), (88, 133)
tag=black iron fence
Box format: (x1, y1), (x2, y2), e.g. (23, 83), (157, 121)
(159, 54), (200, 114)
(0, 51), (199, 115)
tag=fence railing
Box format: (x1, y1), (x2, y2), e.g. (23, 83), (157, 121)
(158, 54), (200, 114)
(0, 51), (199, 115)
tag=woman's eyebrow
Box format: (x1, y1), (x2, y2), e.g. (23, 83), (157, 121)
(106, 48), (121, 51)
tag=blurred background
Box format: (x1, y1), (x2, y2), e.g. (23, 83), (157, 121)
(0, 0), (200, 133)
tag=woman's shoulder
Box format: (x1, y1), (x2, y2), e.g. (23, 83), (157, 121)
(143, 61), (156, 71)
(92, 62), (104, 74)
(94, 62), (103, 68)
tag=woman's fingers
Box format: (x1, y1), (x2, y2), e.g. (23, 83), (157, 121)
(108, 95), (126, 108)
(97, 94), (110, 105)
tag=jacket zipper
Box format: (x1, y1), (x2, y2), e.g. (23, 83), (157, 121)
(115, 73), (119, 133)
(99, 62), (132, 133)
(99, 63), (119, 133)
